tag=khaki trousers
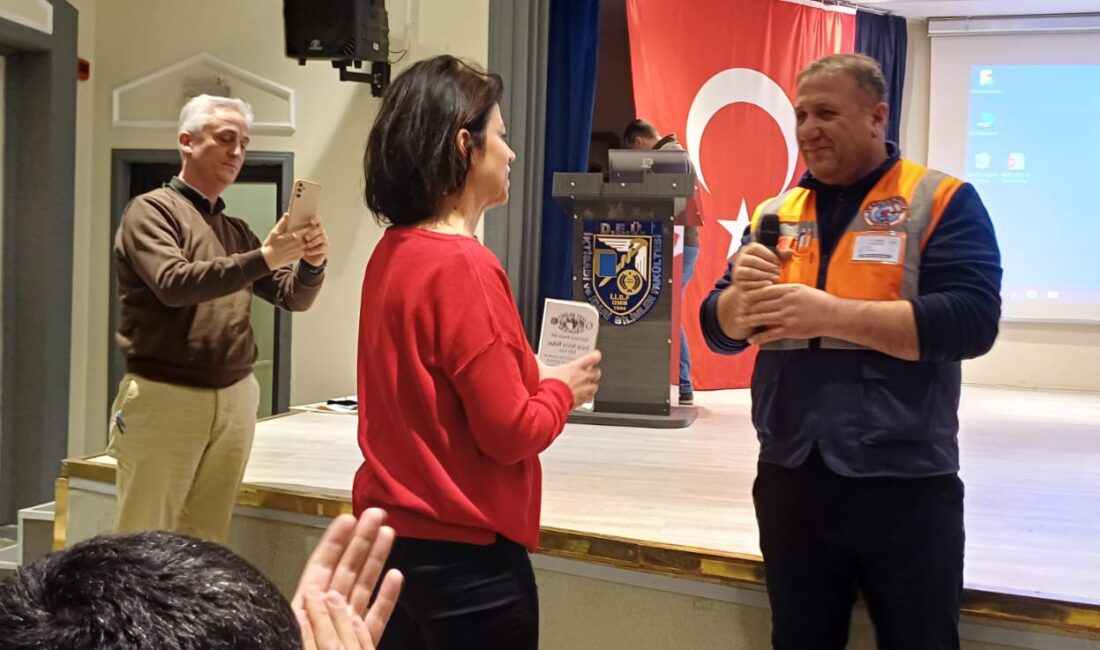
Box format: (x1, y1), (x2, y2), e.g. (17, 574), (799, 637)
(106, 372), (260, 543)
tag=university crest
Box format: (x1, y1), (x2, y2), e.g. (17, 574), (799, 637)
(581, 220), (663, 326)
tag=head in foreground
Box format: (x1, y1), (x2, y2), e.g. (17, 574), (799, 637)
(0, 530), (300, 650)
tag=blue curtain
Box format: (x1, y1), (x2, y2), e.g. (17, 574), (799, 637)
(539, 0), (601, 303)
(856, 10), (908, 145)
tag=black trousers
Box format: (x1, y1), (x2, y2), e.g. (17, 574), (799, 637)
(754, 450), (965, 650)
(377, 535), (539, 650)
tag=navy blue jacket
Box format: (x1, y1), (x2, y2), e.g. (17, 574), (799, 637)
(700, 146), (1002, 477)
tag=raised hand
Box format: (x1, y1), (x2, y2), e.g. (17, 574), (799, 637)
(292, 510), (404, 649)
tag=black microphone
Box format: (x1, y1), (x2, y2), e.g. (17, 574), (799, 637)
(752, 213), (781, 336)
(755, 213), (780, 251)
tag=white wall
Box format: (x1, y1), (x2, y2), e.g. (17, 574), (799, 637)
(901, 25), (1100, 392)
(899, 19), (929, 165)
(68, 0), (96, 457)
(68, 0), (491, 456)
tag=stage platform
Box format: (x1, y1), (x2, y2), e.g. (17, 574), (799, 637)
(57, 385), (1100, 641)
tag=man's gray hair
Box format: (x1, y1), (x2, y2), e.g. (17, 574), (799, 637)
(178, 94), (254, 137)
(798, 53), (887, 104)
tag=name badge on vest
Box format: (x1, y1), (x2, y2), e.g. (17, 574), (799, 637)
(852, 232), (906, 264)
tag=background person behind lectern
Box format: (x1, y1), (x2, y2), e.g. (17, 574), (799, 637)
(355, 54), (601, 650)
(624, 118), (702, 405)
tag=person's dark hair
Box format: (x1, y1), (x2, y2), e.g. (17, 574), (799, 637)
(622, 119), (659, 147)
(363, 55), (504, 226)
(0, 531), (301, 650)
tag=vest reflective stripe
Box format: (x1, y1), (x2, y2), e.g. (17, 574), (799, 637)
(749, 190), (816, 351)
(749, 160), (962, 351)
(925, 172), (964, 249)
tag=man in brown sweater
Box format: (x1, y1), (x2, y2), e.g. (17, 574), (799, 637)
(109, 94), (328, 542)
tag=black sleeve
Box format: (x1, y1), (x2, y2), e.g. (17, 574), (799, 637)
(699, 226), (752, 355)
(910, 183), (1003, 361)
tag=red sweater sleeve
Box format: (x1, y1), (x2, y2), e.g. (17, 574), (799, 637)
(453, 342), (574, 465)
(438, 245), (574, 466)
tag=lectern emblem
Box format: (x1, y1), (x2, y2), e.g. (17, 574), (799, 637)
(582, 220), (663, 325)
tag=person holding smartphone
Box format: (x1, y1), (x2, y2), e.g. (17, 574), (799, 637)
(109, 94), (330, 544)
(355, 56), (602, 649)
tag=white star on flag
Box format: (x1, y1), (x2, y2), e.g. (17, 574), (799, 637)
(718, 199), (751, 260)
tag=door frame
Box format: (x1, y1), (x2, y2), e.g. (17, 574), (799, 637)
(108, 149), (295, 415)
(0, 0), (78, 522)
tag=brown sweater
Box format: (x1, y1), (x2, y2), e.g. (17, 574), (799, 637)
(114, 178), (324, 388)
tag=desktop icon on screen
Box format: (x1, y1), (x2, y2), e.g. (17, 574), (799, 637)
(979, 69), (994, 87)
(974, 153), (991, 170)
(1007, 152), (1026, 170)
(976, 112), (996, 128)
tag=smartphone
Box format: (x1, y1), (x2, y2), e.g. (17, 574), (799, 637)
(286, 179), (321, 231)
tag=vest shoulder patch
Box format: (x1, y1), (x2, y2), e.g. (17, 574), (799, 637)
(862, 196), (908, 228)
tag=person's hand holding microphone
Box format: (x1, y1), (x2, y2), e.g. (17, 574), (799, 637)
(717, 213), (783, 340)
(739, 214), (843, 346)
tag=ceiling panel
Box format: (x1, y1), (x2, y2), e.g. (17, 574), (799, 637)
(858, 0), (1100, 19)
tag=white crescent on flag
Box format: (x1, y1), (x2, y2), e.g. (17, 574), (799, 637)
(686, 67), (800, 197)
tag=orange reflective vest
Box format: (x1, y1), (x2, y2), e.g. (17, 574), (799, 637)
(750, 159), (964, 350)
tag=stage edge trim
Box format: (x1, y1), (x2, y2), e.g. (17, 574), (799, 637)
(59, 457), (1100, 636)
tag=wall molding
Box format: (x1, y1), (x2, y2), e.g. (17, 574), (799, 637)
(112, 52), (296, 134)
(0, 0), (52, 35)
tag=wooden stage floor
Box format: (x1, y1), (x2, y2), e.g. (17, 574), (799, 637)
(65, 385), (1099, 631)
(237, 385), (1100, 611)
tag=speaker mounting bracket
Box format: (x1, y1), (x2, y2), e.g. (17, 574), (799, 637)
(333, 60), (391, 97)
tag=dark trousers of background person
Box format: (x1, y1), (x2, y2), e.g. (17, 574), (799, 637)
(754, 448), (965, 650)
(378, 535), (539, 650)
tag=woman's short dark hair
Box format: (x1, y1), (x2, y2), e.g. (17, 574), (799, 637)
(363, 55), (504, 226)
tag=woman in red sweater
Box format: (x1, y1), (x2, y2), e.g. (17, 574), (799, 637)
(355, 56), (602, 649)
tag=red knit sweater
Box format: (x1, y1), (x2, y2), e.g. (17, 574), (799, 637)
(352, 227), (574, 551)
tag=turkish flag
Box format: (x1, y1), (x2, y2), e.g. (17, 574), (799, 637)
(628, 0), (855, 389)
